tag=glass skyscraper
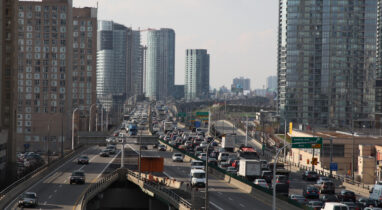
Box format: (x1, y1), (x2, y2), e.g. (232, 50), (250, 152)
(145, 29), (175, 101)
(184, 49), (210, 101)
(278, 0), (377, 129)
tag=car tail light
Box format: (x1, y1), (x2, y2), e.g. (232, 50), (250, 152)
(287, 180), (290, 184)
(307, 191), (310, 194)
(276, 180), (280, 183)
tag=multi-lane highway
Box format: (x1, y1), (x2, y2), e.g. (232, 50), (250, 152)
(5, 146), (120, 210)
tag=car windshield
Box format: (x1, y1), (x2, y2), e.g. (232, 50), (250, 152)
(343, 191), (355, 195)
(80, 156), (88, 159)
(192, 161), (204, 166)
(310, 201), (322, 206)
(174, 154), (182, 157)
(277, 176), (288, 181)
(193, 172), (205, 178)
(308, 171), (317, 175)
(293, 195), (304, 199)
(72, 171), (84, 176)
(257, 179), (266, 183)
(307, 187), (318, 191)
(23, 193), (36, 199)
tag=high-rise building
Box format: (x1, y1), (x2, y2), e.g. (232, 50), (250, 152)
(14, 0), (74, 152)
(232, 77), (250, 91)
(376, 1), (382, 124)
(266, 76), (277, 92)
(72, 7), (97, 131)
(145, 28), (175, 100)
(126, 30), (143, 97)
(184, 49), (210, 101)
(142, 45), (147, 95)
(97, 20), (128, 112)
(278, 0), (377, 128)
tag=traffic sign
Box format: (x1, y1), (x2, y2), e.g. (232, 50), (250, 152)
(330, 163), (338, 171)
(291, 137), (322, 148)
(196, 112), (209, 116)
(312, 158), (318, 165)
(177, 112), (186, 117)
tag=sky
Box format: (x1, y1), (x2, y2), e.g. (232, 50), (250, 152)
(73, 0), (278, 90)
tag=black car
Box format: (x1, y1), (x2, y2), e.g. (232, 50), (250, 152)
(99, 149), (110, 157)
(302, 171), (319, 181)
(261, 170), (273, 183)
(70, 170), (85, 184)
(303, 185), (320, 199)
(338, 190), (356, 202)
(321, 194), (339, 203)
(358, 198), (377, 208)
(18, 192), (38, 207)
(273, 175), (289, 195)
(77, 155), (89, 164)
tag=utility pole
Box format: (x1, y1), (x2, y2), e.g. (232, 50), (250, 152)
(61, 114), (64, 158)
(283, 119), (287, 161)
(245, 115), (248, 146)
(139, 128), (142, 179)
(205, 143), (209, 210)
(72, 108), (79, 150)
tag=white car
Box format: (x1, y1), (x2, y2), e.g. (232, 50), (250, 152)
(198, 153), (207, 161)
(172, 153), (183, 162)
(254, 179), (269, 189)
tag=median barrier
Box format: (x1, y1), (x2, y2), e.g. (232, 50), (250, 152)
(0, 145), (87, 209)
(158, 139), (304, 210)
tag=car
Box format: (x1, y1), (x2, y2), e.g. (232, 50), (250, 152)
(273, 175), (289, 195)
(341, 202), (357, 210)
(364, 208), (382, 210)
(226, 166), (237, 174)
(262, 170), (273, 183)
(358, 198), (377, 208)
(200, 141), (208, 148)
(191, 160), (205, 169)
(211, 141), (218, 147)
(317, 176), (331, 184)
(308, 200), (323, 210)
(318, 181), (335, 194)
(172, 153), (183, 162)
(198, 153), (207, 161)
(77, 155), (89, 164)
(70, 170), (85, 184)
(18, 192), (38, 207)
(289, 194), (307, 205)
(254, 179), (269, 189)
(100, 149), (110, 157)
(158, 144), (166, 151)
(140, 145), (148, 150)
(208, 158), (218, 166)
(338, 190), (356, 202)
(303, 185), (320, 199)
(302, 171), (319, 181)
(106, 145), (117, 154)
(322, 194), (339, 203)
(321, 202), (349, 210)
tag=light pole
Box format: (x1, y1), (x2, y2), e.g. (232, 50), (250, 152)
(205, 141), (214, 210)
(89, 104), (97, 132)
(72, 108), (79, 150)
(283, 118), (287, 161)
(245, 115), (248, 146)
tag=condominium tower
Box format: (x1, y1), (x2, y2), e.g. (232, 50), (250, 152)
(145, 28), (175, 100)
(277, 0), (377, 129)
(232, 77), (250, 91)
(184, 49), (210, 101)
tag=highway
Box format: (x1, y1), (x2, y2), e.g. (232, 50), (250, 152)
(5, 145), (120, 210)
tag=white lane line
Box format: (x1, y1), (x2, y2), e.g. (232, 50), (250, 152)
(96, 150), (121, 179)
(63, 180), (67, 183)
(210, 201), (224, 210)
(126, 144), (139, 154)
(4, 147), (94, 210)
(239, 203), (245, 208)
(217, 191), (222, 195)
(228, 197), (233, 201)
(163, 171), (173, 179)
(54, 189), (57, 193)
(48, 195), (52, 199)
(43, 201), (47, 205)
(59, 184), (62, 188)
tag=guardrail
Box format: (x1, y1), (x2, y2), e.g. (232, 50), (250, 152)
(127, 170), (192, 209)
(78, 168), (122, 210)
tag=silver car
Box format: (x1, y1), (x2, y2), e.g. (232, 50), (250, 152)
(172, 153), (184, 162)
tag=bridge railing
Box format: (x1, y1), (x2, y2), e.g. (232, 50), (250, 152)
(127, 170), (192, 209)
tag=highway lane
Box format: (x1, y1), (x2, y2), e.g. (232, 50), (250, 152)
(6, 145), (120, 210)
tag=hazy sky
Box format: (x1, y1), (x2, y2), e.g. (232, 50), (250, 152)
(73, 0), (277, 90)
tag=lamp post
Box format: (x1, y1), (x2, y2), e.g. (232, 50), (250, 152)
(89, 104), (97, 132)
(72, 108), (79, 150)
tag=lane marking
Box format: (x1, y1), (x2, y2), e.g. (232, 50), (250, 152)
(228, 197), (233, 201)
(59, 184), (62, 188)
(96, 151), (121, 179)
(43, 201), (47, 205)
(54, 189), (57, 193)
(217, 191), (222, 195)
(210, 201), (224, 210)
(63, 180), (67, 183)
(48, 195), (52, 199)
(239, 203), (245, 208)
(4, 146), (94, 210)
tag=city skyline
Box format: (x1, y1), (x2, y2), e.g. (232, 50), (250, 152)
(72, 0), (277, 89)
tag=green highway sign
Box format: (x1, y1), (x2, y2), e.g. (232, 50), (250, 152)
(196, 112), (209, 116)
(177, 112), (186, 117)
(291, 137), (322, 149)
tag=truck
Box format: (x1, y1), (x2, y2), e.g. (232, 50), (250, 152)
(128, 124), (138, 136)
(222, 134), (236, 152)
(237, 159), (262, 181)
(164, 121), (173, 133)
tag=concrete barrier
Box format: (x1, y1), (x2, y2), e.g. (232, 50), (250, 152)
(0, 146), (87, 209)
(343, 182), (370, 198)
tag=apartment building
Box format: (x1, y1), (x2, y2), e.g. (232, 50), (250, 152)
(72, 7), (97, 131)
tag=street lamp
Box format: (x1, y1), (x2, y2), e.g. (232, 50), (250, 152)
(72, 108), (79, 150)
(89, 104), (97, 132)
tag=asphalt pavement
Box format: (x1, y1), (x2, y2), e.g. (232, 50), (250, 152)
(5, 145), (120, 210)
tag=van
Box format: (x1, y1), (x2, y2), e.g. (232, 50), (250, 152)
(369, 184), (382, 206)
(191, 160), (204, 170)
(190, 169), (206, 187)
(218, 152), (230, 162)
(321, 202), (349, 210)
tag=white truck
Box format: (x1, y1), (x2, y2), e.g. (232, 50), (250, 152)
(164, 121), (173, 133)
(237, 159), (262, 181)
(222, 134), (236, 152)
(190, 169), (206, 188)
